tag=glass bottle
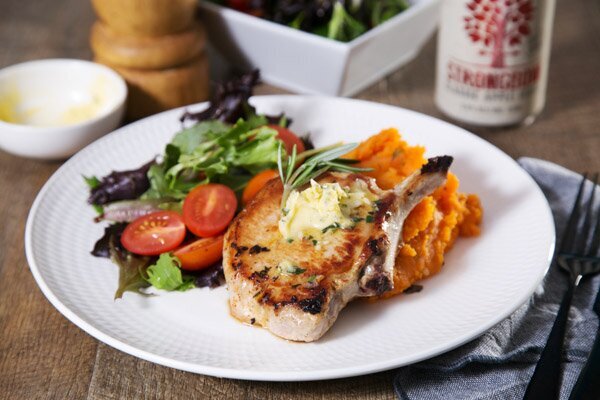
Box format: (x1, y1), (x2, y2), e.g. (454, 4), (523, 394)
(435, 0), (556, 127)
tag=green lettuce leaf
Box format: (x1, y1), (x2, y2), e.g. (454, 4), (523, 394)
(109, 240), (152, 299)
(233, 126), (281, 173)
(144, 253), (195, 292)
(171, 120), (230, 155)
(83, 175), (101, 189)
(83, 175), (104, 214)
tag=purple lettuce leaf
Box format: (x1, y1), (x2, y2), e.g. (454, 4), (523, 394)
(180, 70), (291, 127)
(88, 161), (154, 206)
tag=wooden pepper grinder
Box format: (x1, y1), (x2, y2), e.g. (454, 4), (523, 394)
(90, 0), (209, 120)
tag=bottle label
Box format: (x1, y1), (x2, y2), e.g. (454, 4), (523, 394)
(436, 0), (554, 126)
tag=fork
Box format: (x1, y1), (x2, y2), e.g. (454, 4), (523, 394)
(568, 280), (600, 400)
(523, 172), (600, 400)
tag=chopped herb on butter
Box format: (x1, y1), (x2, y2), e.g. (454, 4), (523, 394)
(321, 222), (341, 233)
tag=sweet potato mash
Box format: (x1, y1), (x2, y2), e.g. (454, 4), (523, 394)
(346, 128), (483, 298)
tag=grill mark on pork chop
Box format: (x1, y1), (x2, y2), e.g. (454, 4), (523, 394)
(360, 236), (390, 295)
(372, 193), (394, 224)
(367, 238), (383, 256)
(249, 245), (270, 254)
(250, 266), (271, 282)
(230, 242), (248, 257)
(421, 155), (453, 174)
(364, 275), (392, 294)
(255, 284), (328, 314)
(298, 288), (327, 314)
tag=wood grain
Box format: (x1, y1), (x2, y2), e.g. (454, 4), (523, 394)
(0, 0), (599, 399)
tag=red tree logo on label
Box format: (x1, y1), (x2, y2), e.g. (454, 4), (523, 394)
(464, 0), (534, 68)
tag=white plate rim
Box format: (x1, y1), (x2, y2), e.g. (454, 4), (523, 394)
(24, 95), (555, 381)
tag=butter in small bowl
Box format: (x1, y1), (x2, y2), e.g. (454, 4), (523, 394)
(0, 59), (127, 159)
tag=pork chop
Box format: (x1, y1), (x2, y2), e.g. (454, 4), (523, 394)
(223, 156), (453, 342)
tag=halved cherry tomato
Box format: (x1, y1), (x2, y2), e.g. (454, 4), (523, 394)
(268, 125), (305, 154)
(173, 235), (224, 271)
(242, 169), (279, 205)
(121, 211), (186, 256)
(183, 184), (237, 237)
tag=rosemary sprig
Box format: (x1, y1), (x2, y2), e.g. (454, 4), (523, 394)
(277, 142), (372, 208)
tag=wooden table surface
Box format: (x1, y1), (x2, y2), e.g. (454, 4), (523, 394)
(1, 1), (599, 399)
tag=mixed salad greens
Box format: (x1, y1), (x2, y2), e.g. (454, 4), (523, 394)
(86, 71), (366, 299)
(216, 0), (411, 42)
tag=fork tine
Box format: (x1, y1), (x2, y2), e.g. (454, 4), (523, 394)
(561, 173), (589, 253)
(578, 173), (599, 255)
(588, 176), (600, 257)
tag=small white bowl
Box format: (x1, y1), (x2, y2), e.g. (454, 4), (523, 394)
(199, 0), (441, 96)
(0, 59), (127, 159)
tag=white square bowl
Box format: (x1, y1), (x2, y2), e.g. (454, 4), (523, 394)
(199, 0), (441, 96)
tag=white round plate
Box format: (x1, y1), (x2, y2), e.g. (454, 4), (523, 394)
(25, 96), (555, 381)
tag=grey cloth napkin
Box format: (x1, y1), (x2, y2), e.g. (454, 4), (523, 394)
(394, 157), (600, 400)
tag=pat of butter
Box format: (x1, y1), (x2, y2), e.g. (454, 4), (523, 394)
(279, 179), (376, 240)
